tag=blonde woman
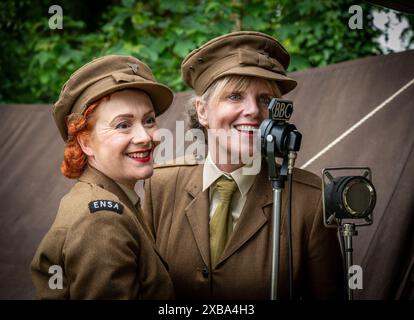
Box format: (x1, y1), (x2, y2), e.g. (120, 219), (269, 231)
(143, 32), (343, 300)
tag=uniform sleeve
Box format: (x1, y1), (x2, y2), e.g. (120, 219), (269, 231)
(63, 210), (140, 299)
(142, 179), (156, 237)
(31, 228), (69, 299)
(305, 195), (344, 299)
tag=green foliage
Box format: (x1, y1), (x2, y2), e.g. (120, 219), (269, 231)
(0, 0), (411, 103)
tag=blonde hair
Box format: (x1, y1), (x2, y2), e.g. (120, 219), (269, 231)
(186, 75), (282, 131)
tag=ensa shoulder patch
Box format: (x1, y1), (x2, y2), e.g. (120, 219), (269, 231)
(88, 200), (124, 214)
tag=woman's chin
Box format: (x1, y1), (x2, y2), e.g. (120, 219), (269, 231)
(130, 166), (154, 181)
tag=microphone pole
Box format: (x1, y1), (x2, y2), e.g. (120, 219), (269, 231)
(263, 133), (286, 300)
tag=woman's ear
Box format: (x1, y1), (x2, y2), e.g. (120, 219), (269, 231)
(195, 98), (209, 128)
(77, 134), (94, 157)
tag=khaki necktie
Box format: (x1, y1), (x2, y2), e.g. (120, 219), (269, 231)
(209, 176), (238, 268)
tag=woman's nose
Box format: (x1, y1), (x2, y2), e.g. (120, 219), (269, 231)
(131, 125), (152, 146)
(243, 95), (260, 118)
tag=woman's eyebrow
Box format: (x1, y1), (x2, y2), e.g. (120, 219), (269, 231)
(218, 89), (242, 98)
(109, 113), (134, 125)
(259, 91), (273, 95)
(142, 110), (156, 117)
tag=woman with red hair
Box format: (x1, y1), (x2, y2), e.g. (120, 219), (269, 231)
(31, 55), (175, 299)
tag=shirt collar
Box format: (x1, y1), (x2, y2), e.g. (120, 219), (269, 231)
(202, 152), (256, 197)
(116, 182), (140, 207)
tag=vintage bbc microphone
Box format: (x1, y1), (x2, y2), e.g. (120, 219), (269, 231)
(259, 98), (302, 300)
(322, 167), (376, 300)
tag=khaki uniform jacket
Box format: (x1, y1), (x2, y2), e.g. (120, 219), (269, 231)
(31, 166), (174, 299)
(143, 161), (343, 300)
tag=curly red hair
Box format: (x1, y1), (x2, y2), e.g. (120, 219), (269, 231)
(60, 96), (109, 178)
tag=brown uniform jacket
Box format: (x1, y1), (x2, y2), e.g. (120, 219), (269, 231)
(31, 166), (174, 299)
(143, 161), (343, 300)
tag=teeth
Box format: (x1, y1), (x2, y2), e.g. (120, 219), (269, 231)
(234, 125), (258, 132)
(127, 151), (150, 158)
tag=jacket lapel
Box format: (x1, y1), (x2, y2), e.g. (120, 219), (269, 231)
(184, 165), (211, 267)
(182, 162), (289, 268)
(219, 162), (287, 265)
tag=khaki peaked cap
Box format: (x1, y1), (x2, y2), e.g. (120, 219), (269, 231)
(53, 55), (173, 141)
(182, 31), (297, 95)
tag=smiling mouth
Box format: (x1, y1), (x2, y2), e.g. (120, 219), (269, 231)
(126, 149), (152, 162)
(233, 124), (259, 133)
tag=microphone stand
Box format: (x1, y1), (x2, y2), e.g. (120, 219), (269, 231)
(260, 99), (302, 300)
(341, 223), (357, 301)
(265, 134), (288, 300)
